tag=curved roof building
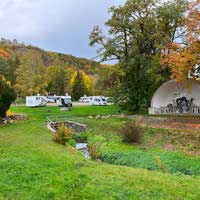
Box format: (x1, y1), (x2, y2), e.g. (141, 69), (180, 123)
(149, 79), (200, 114)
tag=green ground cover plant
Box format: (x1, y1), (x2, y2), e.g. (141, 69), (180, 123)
(101, 150), (200, 175)
(0, 106), (199, 199)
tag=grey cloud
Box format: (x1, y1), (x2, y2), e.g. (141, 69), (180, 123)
(0, 0), (126, 59)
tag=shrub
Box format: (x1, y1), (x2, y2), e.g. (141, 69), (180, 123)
(67, 139), (76, 147)
(53, 124), (73, 145)
(154, 156), (166, 173)
(118, 120), (143, 144)
(88, 142), (102, 160)
(73, 133), (88, 143)
(6, 110), (14, 117)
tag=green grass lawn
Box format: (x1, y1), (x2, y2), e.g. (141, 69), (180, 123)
(0, 106), (200, 199)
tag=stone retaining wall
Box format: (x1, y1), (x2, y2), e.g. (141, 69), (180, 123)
(47, 121), (87, 133)
(88, 114), (200, 124)
(140, 116), (200, 124)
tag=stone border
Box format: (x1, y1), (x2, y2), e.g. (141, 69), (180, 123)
(47, 121), (87, 133)
(0, 114), (27, 126)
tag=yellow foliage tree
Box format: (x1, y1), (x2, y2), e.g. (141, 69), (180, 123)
(70, 70), (92, 92)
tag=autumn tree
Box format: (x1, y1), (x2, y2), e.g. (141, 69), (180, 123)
(71, 70), (92, 93)
(0, 49), (10, 58)
(15, 51), (47, 97)
(0, 55), (20, 85)
(162, 0), (200, 82)
(0, 48), (17, 85)
(71, 71), (90, 100)
(90, 0), (187, 112)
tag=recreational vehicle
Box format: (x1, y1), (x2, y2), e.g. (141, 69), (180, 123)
(26, 96), (47, 107)
(46, 95), (57, 103)
(90, 96), (107, 106)
(79, 96), (90, 103)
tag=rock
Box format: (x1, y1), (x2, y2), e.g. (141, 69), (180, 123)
(14, 114), (27, 120)
(101, 115), (111, 119)
(96, 115), (101, 119)
(60, 107), (71, 111)
(88, 115), (93, 119)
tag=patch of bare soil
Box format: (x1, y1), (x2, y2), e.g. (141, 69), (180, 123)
(142, 121), (200, 131)
(133, 116), (200, 156)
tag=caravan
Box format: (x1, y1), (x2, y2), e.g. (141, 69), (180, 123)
(89, 96), (107, 106)
(79, 96), (90, 103)
(26, 96), (47, 107)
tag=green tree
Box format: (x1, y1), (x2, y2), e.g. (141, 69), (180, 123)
(46, 65), (69, 95)
(15, 51), (47, 97)
(0, 75), (16, 119)
(95, 64), (122, 96)
(71, 71), (87, 100)
(0, 49), (20, 86)
(89, 0), (187, 112)
(6, 56), (20, 85)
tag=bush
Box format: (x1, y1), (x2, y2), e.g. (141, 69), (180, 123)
(53, 124), (73, 145)
(6, 110), (14, 117)
(88, 142), (102, 160)
(67, 139), (76, 147)
(73, 133), (88, 143)
(118, 121), (143, 144)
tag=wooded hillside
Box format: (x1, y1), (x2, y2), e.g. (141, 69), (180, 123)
(0, 39), (101, 75)
(0, 39), (118, 97)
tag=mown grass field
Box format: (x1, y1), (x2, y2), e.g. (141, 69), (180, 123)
(0, 105), (200, 199)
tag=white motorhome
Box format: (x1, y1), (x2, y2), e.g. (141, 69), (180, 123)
(90, 96), (107, 106)
(26, 96), (47, 107)
(46, 95), (57, 103)
(79, 96), (90, 103)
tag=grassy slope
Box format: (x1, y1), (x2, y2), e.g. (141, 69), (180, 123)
(0, 106), (200, 200)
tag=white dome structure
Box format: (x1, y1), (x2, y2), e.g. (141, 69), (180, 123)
(149, 79), (200, 114)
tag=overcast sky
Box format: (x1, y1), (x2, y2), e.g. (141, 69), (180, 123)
(0, 0), (126, 60)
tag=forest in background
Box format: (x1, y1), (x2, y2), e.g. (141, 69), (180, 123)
(0, 39), (120, 99)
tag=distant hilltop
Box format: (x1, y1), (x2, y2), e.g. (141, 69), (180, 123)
(0, 38), (25, 47)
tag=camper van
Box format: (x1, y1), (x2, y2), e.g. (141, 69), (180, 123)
(57, 95), (72, 107)
(46, 95), (57, 103)
(26, 96), (47, 107)
(90, 96), (107, 106)
(79, 96), (90, 103)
